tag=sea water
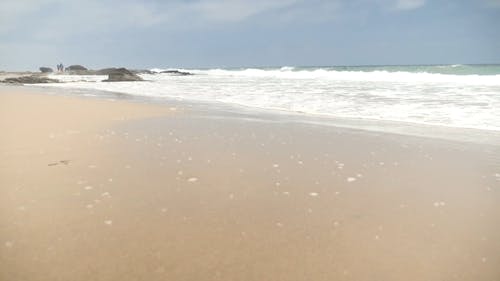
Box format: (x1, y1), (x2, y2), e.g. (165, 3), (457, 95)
(43, 64), (500, 133)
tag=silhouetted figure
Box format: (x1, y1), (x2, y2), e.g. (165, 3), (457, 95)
(56, 63), (64, 72)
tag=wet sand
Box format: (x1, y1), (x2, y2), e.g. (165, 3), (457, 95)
(1, 86), (500, 281)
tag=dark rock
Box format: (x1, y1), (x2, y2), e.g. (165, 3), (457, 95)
(53, 66), (154, 77)
(159, 70), (193, 76)
(60, 67), (157, 76)
(1, 75), (60, 84)
(64, 65), (91, 75)
(39, 67), (53, 73)
(132, 69), (155, 75)
(66, 65), (88, 71)
(95, 68), (119, 75)
(103, 68), (143, 82)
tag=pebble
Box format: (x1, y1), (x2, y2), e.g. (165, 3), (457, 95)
(433, 201), (446, 207)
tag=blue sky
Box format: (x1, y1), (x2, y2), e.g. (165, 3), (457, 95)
(1, 0), (499, 70)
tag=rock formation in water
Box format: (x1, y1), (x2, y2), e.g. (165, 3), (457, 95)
(1, 75), (60, 84)
(39, 67), (53, 73)
(66, 65), (88, 71)
(159, 70), (193, 76)
(102, 68), (144, 82)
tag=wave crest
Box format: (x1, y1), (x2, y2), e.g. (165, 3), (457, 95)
(189, 68), (500, 86)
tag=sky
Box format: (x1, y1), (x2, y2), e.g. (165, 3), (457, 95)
(0, 0), (499, 70)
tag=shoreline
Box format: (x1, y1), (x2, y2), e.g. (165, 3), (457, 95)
(15, 83), (500, 147)
(1, 86), (500, 281)
(3, 62), (500, 144)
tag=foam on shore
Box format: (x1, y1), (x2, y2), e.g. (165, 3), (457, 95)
(37, 65), (500, 133)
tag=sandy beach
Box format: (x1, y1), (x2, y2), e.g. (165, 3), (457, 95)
(1, 86), (500, 281)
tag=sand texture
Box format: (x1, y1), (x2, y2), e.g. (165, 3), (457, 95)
(1, 86), (500, 281)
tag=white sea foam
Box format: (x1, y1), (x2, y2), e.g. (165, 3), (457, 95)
(41, 66), (500, 132)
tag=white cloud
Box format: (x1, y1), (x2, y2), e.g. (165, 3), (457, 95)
(0, 0), (430, 38)
(0, 0), (58, 32)
(0, 0), (306, 36)
(0, 0), (302, 29)
(189, 0), (299, 22)
(0, 0), (342, 41)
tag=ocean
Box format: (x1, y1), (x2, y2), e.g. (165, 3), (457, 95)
(41, 64), (500, 135)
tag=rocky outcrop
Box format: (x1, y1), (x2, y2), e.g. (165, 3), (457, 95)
(132, 69), (155, 75)
(64, 65), (89, 74)
(66, 65), (88, 71)
(39, 67), (53, 73)
(102, 68), (143, 82)
(159, 70), (193, 76)
(56, 67), (159, 76)
(1, 75), (59, 84)
(94, 68), (119, 75)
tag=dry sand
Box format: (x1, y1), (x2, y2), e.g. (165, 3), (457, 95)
(1, 86), (500, 281)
